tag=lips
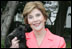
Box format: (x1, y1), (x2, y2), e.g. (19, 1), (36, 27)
(33, 22), (41, 27)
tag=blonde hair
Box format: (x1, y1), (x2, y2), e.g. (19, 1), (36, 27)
(22, 1), (48, 24)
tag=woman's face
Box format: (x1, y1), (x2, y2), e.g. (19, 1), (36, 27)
(27, 8), (46, 31)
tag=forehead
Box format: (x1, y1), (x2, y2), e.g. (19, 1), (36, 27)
(28, 8), (42, 15)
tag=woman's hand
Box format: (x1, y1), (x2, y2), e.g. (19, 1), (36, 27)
(10, 37), (20, 48)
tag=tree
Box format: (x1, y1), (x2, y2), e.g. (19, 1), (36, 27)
(53, 1), (71, 36)
(1, 1), (19, 40)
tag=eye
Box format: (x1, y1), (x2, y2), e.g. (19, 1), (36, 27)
(36, 13), (40, 17)
(29, 16), (33, 19)
(28, 15), (33, 19)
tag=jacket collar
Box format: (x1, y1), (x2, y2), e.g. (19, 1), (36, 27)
(26, 28), (54, 41)
(25, 28), (54, 48)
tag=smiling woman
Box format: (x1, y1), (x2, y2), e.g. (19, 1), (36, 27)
(10, 1), (66, 48)
(27, 8), (46, 31)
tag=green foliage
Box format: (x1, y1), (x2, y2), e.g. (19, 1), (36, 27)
(66, 42), (71, 48)
(1, 39), (5, 48)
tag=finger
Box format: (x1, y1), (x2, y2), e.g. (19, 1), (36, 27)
(14, 37), (18, 40)
(10, 43), (19, 48)
(15, 43), (19, 48)
(15, 40), (20, 43)
(11, 40), (20, 46)
(14, 41), (19, 48)
(12, 37), (18, 42)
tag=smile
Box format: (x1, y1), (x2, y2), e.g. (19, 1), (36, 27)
(33, 22), (41, 27)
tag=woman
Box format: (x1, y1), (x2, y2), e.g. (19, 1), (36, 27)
(10, 1), (66, 48)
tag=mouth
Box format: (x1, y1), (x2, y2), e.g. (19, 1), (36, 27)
(33, 22), (41, 27)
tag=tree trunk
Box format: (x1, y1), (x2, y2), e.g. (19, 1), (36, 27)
(53, 1), (69, 36)
(1, 1), (19, 40)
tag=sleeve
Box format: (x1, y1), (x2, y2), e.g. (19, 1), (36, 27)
(58, 37), (66, 48)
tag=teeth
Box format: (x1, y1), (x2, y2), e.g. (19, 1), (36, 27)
(34, 24), (39, 25)
(34, 23), (40, 27)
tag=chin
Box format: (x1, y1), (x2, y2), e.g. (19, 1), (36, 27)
(32, 26), (43, 31)
(34, 28), (42, 31)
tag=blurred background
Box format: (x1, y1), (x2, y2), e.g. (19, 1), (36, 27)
(1, 1), (71, 48)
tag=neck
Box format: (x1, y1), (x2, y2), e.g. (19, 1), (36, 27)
(33, 27), (46, 38)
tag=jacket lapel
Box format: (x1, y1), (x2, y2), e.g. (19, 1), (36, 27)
(26, 28), (54, 48)
(26, 31), (38, 48)
(40, 28), (54, 48)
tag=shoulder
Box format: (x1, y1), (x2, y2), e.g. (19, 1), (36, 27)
(46, 28), (65, 41)
(50, 33), (66, 48)
(46, 28), (66, 48)
(46, 28), (65, 42)
(51, 33), (65, 41)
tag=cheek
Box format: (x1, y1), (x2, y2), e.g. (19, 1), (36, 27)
(27, 19), (32, 25)
(41, 16), (46, 23)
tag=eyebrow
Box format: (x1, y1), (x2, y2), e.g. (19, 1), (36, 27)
(27, 15), (33, 18)
(27, 11), (41, 17)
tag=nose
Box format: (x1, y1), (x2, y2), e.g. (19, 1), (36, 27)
(33, 17), (38, 22)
